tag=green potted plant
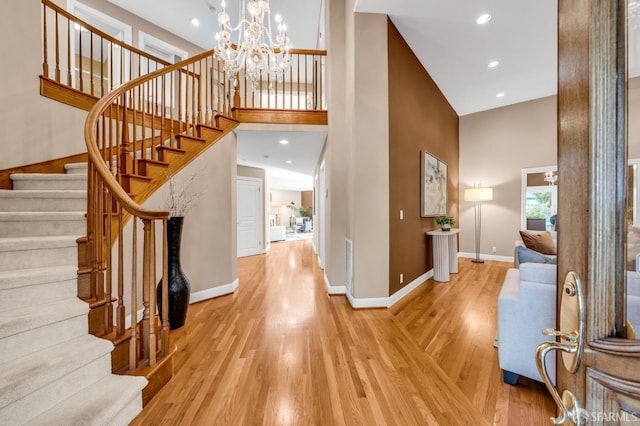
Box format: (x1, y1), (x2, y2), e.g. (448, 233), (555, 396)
(436, 215), (455, 231)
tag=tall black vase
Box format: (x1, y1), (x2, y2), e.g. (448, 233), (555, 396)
(157, 216), (191, 330)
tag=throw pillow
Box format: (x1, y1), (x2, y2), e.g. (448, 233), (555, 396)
(517, 246), (557, 265)
(519, 230), (557, 255)
(627, 227), (640, 271)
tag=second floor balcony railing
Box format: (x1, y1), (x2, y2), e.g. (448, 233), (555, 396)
(41, 0), (327, 121)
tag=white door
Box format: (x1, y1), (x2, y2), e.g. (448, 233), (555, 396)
(237, 177), (263, 257)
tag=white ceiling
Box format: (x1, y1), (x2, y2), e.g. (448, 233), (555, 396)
(236, 129), (327, 190)
(105, 0), (640, 188)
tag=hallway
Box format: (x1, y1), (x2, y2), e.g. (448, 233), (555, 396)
(132, 240), (552, 425)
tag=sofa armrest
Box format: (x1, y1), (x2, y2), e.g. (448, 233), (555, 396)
(498, 268), (556, 384)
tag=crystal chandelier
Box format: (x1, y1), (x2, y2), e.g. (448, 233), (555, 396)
(544, 171), (557, 186)
(214, 0), (292, 90)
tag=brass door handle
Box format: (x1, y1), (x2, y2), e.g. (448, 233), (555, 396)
(535, 271), (586, 425)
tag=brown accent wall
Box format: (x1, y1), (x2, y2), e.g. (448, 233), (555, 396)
(387, 20), (459, 295)
(301, 191), (313, 209)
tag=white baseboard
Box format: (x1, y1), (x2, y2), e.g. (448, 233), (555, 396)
(324, 272), (346, 294)
(330, 270), (433, 309)
(458, 252), (514, 263)
(265, 243), (271, 252)
(190, 278), (239, 304)
(123, 278), (239, 327)
(388, 270), (433, 307)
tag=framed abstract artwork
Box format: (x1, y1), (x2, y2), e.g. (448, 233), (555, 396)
(421, 151), (448, 217)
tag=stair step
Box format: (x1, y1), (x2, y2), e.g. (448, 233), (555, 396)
(0, 236), (78, 272)
(0, 265), (77, 312)
(0, 297), (88, 340)
(64, 162), (88, 174)
(25, 374), (147, 426)
(0, 307), (87, 365)
(0, 212), (85, 238)
(0, 335), (113, 424)
(0, 190), (86, 212)
(11, 173), (87, 190)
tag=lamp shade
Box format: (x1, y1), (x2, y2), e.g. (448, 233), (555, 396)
(464, 187), (493, 202)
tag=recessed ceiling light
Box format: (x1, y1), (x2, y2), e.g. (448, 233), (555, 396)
(279, 139), (289, 145)
(285, 160), (292, 164)
(476, 14), (492, 25)
(191, 18), (200, 27)
(488, 60), (499, 68)
(496, 92), (505, 98)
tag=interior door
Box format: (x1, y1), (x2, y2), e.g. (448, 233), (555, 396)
(237, 177), (263, 257)
(544, 1), (640, 424)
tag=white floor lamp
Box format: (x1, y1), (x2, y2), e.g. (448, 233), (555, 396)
(464, 185), (493, 263)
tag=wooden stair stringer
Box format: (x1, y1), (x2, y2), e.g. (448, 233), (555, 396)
(117, 115), (239, 218)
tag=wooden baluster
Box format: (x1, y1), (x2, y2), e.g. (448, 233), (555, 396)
(141, 82), (146, 164)
(259, 68), (263, 109)
(267, 58), (271, 108)
(54, 11), (60, 82)
(148, 221), (157, 366)
(121, 94), (132, 178)
(170, 71), (175, 150)
(290, 54), (293, 109)
(105, 181), (113, 335)
(90, 32), (94, 96)
(319, 55), (324, 110)
(109, 42), (113, 92)
(304, 54), (308, 110)
(67, 20), (72, 86)
(312, 56), (316, 110)
(178, 69), (183, 139)
(79, 27), (83, 92)
(205, 56), (210, 125)
(132, 86), (138, 175)
(86, 162), (96, 300)
(116, 94), (123, 181)
(160, 74), (165, 162)
(42, 3), (48, 78)
(140, 219), (152, 362)
(117, 203), (125, 336)
(161, 219), (169, 357)
(297, 54), (300, 109)
(130, 217), (138, 369)
(198, 60), (203, 125)
(190, 62), (195, 133)
(217, 61), (222, 114)
(100, 35), (104, 96)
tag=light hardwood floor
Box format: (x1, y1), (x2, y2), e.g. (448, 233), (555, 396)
(132, 239), (554, 425)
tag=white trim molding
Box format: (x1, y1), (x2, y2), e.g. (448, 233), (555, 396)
(324, 273), (346, 294)
(326, 270), (433, 309)
(458, 252), (514, 263)
(190, 278), (239, 304)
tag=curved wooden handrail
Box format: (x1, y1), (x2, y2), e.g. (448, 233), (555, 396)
(43, 0), (171, 67)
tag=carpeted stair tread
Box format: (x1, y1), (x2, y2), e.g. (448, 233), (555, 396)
(0, 265), (77, 312)
(25, 374), (147, 426)
(63, 163), (88, 174)
(0, 235), (79, 252)
(0, 190), (86, 212)
(10, 174), (87, 190)
(0, 265), (77, 291)
(0, 212), (86, 238)
(0, 235), (78, 271)
(0, 298), (88, 340)
(0, 334), (113, 410)
(0, 211), (85, 219)
(0, 189), (86, 198)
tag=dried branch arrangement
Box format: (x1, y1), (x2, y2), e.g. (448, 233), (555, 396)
(165, 173), (202, 217)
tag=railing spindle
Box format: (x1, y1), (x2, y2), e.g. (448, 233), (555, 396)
(42, 3), (48, 78)
(54, 11), (60, 82)
(130, 217), (138, 369)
